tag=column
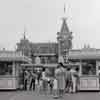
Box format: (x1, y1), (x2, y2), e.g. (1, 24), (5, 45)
(12, 62), (16, 76)
(12, 62), (16, 89)
(79, 60), (82, 76)
(96, 61), (99, 76)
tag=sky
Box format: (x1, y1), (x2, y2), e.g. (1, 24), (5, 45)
(0, 0), (100, 50)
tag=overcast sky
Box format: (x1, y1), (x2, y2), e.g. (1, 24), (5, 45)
(0, 0), (100, 50)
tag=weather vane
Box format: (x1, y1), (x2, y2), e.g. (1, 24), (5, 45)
(63, 2), (70, 19)
(23, 25), (27, 39)
(64, 3), (66, 14)
(62, 3), (67, 20)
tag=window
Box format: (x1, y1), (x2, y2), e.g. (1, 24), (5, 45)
(0, 62), (12, 75)
(82, 60), (96, 75)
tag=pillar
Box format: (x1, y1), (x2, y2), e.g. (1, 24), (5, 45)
(12, 62), (16, 76)
(12, 62), (16, 88)
(79, 60), (82, 76)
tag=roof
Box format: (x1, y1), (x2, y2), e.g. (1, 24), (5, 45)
(0, 50), (32, 62)
(68, 49), (100, 60)
(60, 18), (70, 33)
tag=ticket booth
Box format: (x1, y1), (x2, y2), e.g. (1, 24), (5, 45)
(0, 51), (31, 90)
(68, 49), (100, 91)
(79, 60), (99, 91)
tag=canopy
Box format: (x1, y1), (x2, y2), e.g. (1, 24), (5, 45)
(68, 49), (100, 60)
(33, 53), (56, 56)
(0, 50), (32, 63)
(21, 63), (80, 68)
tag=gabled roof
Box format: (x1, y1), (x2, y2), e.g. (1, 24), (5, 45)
(60, 18), (69, 33)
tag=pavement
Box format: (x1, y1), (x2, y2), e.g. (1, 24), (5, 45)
(0, 91), (100, 100)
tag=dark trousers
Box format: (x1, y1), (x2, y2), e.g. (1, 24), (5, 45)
(29, 78), (35, 91)
(24, 79), (28, 90)
(49, 83), (53, 94)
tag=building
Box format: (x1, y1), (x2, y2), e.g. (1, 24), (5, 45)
(16, 6), (100, 91)
(57, 17), (72, 62)
(0, 50), (31, 90)
(16, 13), (72, 64)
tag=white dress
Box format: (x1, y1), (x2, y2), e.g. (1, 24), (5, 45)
(53, 79), (57, 90)
(55, 67), (66, 90)
(39, 80), (43, 87)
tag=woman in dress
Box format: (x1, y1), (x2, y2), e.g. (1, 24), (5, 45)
(55, 63), (66, 98)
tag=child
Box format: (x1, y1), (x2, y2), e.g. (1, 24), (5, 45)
(53, 78), (58, 98)
(41, 68), (48, 95)
(38, 78), (43, 95)
(49, 78), (54, 95)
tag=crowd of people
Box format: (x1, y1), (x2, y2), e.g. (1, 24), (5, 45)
(21, 62), (79, 99)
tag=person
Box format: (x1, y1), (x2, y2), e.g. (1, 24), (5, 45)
(19, 69), (24, 90)
(41, 68), (48, 95)
(75, 67), (80, 92)
(24, 70), (30, 91)
(70, 67), (78, 93)
(53, 77), (58, 98)
(37, 70), (41, 85)
(29, 70), (37, 91)
(49, 78), (54, 95)
(38, 78), (43, 95)
(55, 63), (66, 98)
(65, 67), (72, 93)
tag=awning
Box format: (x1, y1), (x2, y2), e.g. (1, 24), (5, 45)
(0, 56), (32, 63)
(0, 50), (32, 63)
(68, 49), (100, 60)
(33, 53), (56, 56)
(21, 63), (80, 68)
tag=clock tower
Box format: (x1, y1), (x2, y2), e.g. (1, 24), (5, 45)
(57, 5), (73, 63)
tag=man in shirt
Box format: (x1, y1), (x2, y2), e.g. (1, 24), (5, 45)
(24, 70), (30, 91)
(29, 70), (37, 91)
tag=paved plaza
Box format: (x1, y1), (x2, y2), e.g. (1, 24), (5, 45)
(0, 91), (100, 100)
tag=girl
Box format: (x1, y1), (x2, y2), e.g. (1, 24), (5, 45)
(53, 77), (58, 98)
(41, 68), (48, 95)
